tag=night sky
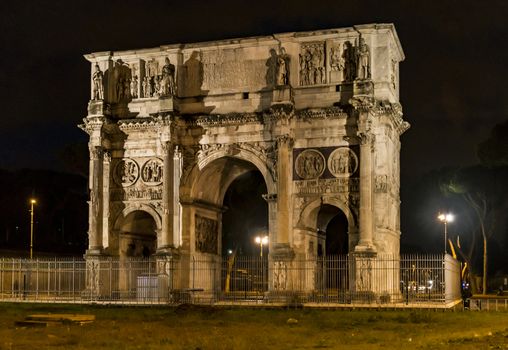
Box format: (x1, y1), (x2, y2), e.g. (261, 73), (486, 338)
(1, 1), (507, 257)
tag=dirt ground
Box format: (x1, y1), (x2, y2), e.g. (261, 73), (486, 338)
(0, 303), (507, 349)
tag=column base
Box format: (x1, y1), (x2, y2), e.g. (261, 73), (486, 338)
(84, 248), (104, 258)
(354, 242), (377, 254)
(155, 246), (180, 258)
(269, 243), (295, 261)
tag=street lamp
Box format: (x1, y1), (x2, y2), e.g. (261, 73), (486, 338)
(29, 199), (36, 259)
(438, 213), (454, 255)
(255, 235), (268, 257)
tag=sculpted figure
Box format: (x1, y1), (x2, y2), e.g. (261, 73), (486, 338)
(116, 78), (124, 101)
(356, 37), (371, 80)
(343, 41), (356, 81)
(276, 48), (289, 86)
(130, 76), (138, 98)
(154, 76), (161, 96)
(161, 57), (176, 96)
(142, 76), (149, 98)
(124, 78), (131, 99)
(92, 64), (104, 100)
(330, 46), (345, 72)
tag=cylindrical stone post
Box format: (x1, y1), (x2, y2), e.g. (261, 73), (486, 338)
(159, 141), (174, 252)
(88, 145), (103, 253)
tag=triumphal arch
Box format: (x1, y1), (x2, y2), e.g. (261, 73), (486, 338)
(81, 23), (409, 299)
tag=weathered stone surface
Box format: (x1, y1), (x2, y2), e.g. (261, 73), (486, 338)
(80, 23), (409, 294)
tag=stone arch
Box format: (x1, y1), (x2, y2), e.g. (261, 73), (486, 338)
(299, 197), (356, 235)
(182, 144), (277, 200)
(180, 146), (273, 257)
(113, 203), (162, 231)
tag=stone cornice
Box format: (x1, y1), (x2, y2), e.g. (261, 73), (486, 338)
(117, 115), (173, 131)
(295, 106), (347, 120)
(79, 116), (108, 135)
(374, 102), (410, 135)
(196, 113), (262, 127)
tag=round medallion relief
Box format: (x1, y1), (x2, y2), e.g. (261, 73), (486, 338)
(141, 158), (163, 185)
(113, 158), (139, 187)
(295, 149), (326, 179)
(327, 147), (358, 178)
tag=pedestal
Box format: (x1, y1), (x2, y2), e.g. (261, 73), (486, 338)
(271, 86), (292, 105)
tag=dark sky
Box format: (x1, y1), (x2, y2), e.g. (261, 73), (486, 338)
(1, 0), (507, 178)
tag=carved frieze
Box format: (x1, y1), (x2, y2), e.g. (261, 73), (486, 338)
(141, 58), (176, 98)
(294, 146), (359, 181)
(299, 42), (326, 86)
(113, 159), (139, 187)
(327, 148), (358, 178)
(329, 43), (345, 82)
(195, 215), (218, 254)
(141, 158), (163, 185)
(295, 149), (326, 180)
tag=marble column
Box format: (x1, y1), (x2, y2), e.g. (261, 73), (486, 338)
(270, 135), (295, 264)
(88, 145), (103, 254)
(158, 141), (174, 253)
(102, 151), (111, 249)
(276, 135), (293, 245)
(173, 146), (183, 248)
(356, 131), (375, 252)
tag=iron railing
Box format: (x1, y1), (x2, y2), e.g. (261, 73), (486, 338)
(0, 254), (460, 306)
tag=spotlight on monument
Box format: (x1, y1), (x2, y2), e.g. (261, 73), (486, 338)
(254, 235), (268, 257)
(437, 213), (454, 254)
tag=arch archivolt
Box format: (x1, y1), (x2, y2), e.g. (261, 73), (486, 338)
(113, 203), (163, 231)
(181, 142), (277, 202)
(297, 196), (356, 233)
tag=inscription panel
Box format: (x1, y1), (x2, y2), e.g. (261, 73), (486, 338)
(294, 177), (359, 194)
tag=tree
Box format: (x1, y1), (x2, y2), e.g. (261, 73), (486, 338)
(441, 166), (508, 294)
(478, 119), (508, 167)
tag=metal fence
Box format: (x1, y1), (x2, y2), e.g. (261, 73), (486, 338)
(0, 254), (460, 306)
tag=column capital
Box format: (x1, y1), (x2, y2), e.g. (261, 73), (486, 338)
(357, 131), (375, 147)
(161, 140), (173, 154)
(276, 134), (294, 148)
(349, 96), (375, 113)
(103, 151), (111, 163)
(89, 145), (103, 160)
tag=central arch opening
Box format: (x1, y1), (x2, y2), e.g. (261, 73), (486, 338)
(222, 170), (268, 256)
(191, 156), (270, 296)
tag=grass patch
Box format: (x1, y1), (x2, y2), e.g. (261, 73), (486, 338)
(0, 303), (507, 349)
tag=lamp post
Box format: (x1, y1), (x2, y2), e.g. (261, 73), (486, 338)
(255, 235), (268, 257)
(438, 213), (454, 255)
(29, 199), (36, 259)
